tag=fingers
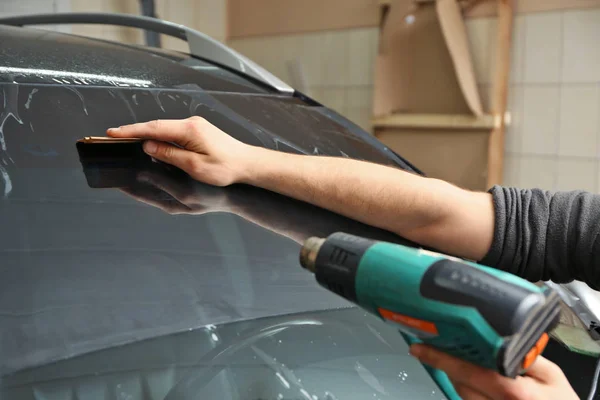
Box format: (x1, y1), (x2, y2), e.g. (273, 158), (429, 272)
(524, 356), (566, 384)
(453, 383), (491, 400)
(410, 344), (516, 400)
(107, 117), (205, 148)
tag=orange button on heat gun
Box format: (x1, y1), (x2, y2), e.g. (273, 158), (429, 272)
(522, 333), (550, 369)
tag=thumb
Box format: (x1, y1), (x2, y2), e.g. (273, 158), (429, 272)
(143, 140), (199, 175)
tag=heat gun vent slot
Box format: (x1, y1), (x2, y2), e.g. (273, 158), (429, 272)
(326, 282), (347, 299)
(329, 247), (348, 265)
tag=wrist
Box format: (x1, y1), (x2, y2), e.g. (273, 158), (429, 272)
(235, 145), (275, 185)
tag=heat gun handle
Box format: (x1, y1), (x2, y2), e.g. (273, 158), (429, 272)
(401, 333), (461, 400)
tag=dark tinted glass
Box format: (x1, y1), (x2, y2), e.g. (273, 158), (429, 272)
(1, 308), (447, 400)
(0, 81), (419, 374)
(0, 84), (414, 170)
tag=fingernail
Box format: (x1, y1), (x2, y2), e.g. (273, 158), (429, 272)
(144, 141), (157, 154)
(107, 127), (120, 133)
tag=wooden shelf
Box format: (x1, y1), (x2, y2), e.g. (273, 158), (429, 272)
(372, 113), (497, 131)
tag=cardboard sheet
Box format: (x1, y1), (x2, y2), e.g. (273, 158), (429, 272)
(373, 0), (490, 190)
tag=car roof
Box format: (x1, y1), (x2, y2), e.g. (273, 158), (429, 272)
(0, 24), (272, 93)
(0, 23), (419, 374)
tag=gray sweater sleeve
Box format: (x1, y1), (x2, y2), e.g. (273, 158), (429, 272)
(480, 186), (600, 290)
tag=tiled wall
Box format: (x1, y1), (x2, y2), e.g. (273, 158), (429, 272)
(231, 8), (600, 193)
(1, 0), (226, 50)
(69, 0), (226, 50)
(228, 28), (379, 133)
(0, 0), (71, 30)
(469, 9), (600, 192)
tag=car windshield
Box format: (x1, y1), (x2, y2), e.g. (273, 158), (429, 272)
(2, 308), (446, 400)
(0, 26), (443, 400)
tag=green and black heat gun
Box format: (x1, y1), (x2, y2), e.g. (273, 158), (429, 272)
(299, 232), (562, 400)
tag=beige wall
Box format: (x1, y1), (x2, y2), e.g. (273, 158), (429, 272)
(1, 0), (226, 49)
(231, 8), (600, 193)
(470, 9), (600, 192)
(228, 29), (378, 134)
(70, 0), (226, 49)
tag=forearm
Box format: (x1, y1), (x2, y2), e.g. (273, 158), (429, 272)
(241, 147), (494, 260)
(107, 118), (494, 260)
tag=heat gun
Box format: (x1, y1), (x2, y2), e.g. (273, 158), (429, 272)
(299, 232), (562, 399)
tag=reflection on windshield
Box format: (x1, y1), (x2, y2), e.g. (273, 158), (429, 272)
(1, 308), (446, 400)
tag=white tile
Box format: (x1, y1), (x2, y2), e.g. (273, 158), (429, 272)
(103, 26), (143, 45)
(163, 0), (197, 32)
(162, 37), (189, 52)
(596, 164), (600, 195)
(345, 86), (373, 110)
(233, 38), (266, 66)
(258, 37), (290, 84)
(282, 34), (304, 64)
(227, 39), (248, 57)
(347, 28), (377, 86)
(320, 88), (346, 114)
(521, 85), (560, 155)
(502, 153), (521, 187)
(505, 85), (524, 153)
(194, 0), (226, 40)
(367, 28), (379, 84)
(104, 0), (138, 13)
(301, 32), (325, 87)
(465, 17), (497, 85)
(156, 0), (168, 21)
(562, 9), (600, 83)
(308, 86), (324, 103)
(282, 35), (307, 89)
(518, 156), (557, 190)
(556, 158), (597, 192)
(322, 31), (349, 86)
(71, 0), (104, 12)
(346, 107), (372, 133)
(559, 85), (599, 158)
(71, 24), (105, 40)
(523, 12), (562, 83)
(510, 15), (526, 84)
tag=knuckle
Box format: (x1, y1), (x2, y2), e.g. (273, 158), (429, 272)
(185, 156), (202, 175)
(161, 145), (175, 159)
(188, 116), (205, 123)
(185, 119), (200, 134)
(148, 119), (162, 130)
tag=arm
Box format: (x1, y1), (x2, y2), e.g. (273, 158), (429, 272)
(107, 117), (495, 261)
(482, 186), (600, 290)
(244, 147), (494, 260)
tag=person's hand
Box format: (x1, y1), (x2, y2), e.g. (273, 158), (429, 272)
(107, 117), (256, 186)
(409, 344), (579, 400)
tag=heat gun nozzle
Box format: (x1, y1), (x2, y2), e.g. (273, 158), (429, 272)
(299, 237), (325, 273)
